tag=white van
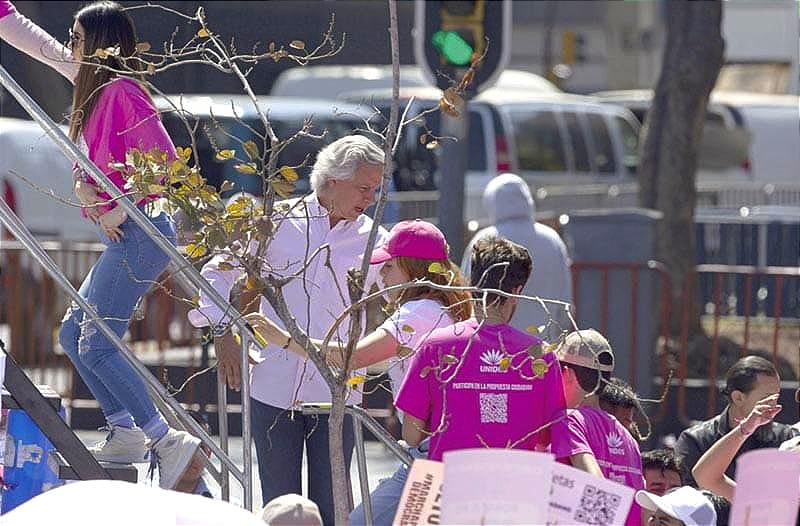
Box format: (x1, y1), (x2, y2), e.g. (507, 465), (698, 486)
(0, 117), (97, 241)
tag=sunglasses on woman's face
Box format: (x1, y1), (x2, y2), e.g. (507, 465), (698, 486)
(68, 28), (83, 49)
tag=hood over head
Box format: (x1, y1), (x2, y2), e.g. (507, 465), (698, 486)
(482, 173), (535, 223)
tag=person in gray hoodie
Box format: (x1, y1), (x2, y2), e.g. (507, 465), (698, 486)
(461, 173), (572, 341)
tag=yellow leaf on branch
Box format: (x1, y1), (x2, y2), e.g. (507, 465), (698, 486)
(279, 165), (299, 182)
(243, 141), (259, 160)
(347, 375), (366, 387)
(215, 149), (236, 161)
(234, 163), (257, 174)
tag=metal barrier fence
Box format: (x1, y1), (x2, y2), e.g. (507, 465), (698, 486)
(674, 264), (799, 423)
(570, 261), (799, 429)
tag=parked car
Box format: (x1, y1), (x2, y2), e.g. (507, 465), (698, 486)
(592, 89), (800, 185)
(0, 117), (97, 241)
(153, 94), (375, 197)
(341, 86), (642, 222)
(270, 64), (561, 100)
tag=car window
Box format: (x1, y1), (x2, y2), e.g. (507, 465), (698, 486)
(510, 109), (567, 172)
(563, 111), (590, 172)
(587, 113), (616, 173)
(161, 114), (359, 197)
(615, 115), (639, 173)
(467, 111), (487, 172)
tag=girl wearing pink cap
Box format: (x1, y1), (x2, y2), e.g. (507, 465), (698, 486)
(246, 219), (472, 525)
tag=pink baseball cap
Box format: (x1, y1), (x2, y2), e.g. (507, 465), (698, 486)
(370, 219), (449, 264)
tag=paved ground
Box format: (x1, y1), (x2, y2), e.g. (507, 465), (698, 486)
(76, 430), (400, 510)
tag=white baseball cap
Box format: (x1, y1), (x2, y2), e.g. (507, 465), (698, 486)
(636, 486), (717, 526)
(258, 493), (322, 526)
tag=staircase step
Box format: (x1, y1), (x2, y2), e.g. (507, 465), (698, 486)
(2, 385), (61, 411)
(50, 451), (138, 483)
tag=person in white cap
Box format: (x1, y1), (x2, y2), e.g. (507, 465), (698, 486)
(259, 493), (323, 526)
(549, 329), (644, 526)
(636, 486), (718, 526)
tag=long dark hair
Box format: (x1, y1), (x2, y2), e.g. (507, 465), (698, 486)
(68, 1), (143, 141)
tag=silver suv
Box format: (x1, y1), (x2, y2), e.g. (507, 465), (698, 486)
(342, 86), (642, 222)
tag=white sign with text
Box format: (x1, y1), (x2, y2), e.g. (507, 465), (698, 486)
(440, 449), (554, 525)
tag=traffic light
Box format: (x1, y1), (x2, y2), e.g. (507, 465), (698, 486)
(415, 0), (511, 96)
(561, 30), (587, 65)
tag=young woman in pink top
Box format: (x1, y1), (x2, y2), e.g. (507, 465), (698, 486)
(0, 1), (200, 489)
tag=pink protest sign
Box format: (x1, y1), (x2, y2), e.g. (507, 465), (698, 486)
(440, 449), (554, 524)
(730, 448), (800, 526)
(393, 459), (444, 526)
(547, 461), (635, 525)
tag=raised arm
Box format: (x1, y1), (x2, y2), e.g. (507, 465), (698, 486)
(692, 394), (781, 502)
(0, 1), (78, 82)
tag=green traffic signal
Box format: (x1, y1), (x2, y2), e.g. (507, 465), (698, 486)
(431, 30), (474, 66)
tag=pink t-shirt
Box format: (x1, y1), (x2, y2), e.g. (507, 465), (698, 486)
(395, 318), (566, 462)
(0, 1), (15, 19)
(551, 405), (644, 526)
(80, 77), (176, 214)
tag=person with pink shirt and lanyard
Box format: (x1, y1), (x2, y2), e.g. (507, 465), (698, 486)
(0, 1), (200, 489)
(395, 236), (567, 462)
(550, 329), (645, 526)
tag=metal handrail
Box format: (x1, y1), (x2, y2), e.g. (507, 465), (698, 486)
(0, 65), (256, 508)
(301, 403), (414, 526)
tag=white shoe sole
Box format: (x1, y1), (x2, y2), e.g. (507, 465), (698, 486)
(158, 440), (201, 490)
(91, 450), (150, 464)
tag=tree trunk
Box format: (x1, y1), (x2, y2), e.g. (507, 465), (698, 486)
(329, 382), (351, 524)
(638, 0), (725, 338)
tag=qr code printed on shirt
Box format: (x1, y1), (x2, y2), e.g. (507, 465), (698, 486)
(479, 393), (508, 423)
(573, 484), (621, 525)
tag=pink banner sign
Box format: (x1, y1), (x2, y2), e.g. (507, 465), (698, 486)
(393, 459), (444, 526)
(730, 448), (800, 526)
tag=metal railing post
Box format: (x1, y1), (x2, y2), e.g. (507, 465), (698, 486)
(218, 379), (230, 501)
(239, 332), (253, 511)
(352, 416), (372, 523)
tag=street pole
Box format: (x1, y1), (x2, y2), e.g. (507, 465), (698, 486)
(437, 107), (470, 262)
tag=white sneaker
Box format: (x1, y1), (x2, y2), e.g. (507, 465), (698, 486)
(150, 429), (201, 490)
(87, 426), (149, 464)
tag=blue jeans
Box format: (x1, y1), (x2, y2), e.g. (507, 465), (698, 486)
(59, 211), (176, 429)
(349, 438), (430, 526)
(251, 398), (355, 526)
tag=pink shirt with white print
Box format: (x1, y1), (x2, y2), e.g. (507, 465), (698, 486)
(551, 405), (644, 526)
(395, 318), (567, 462)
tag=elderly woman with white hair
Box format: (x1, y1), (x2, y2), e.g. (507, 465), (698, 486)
(188, 134), (389, 525)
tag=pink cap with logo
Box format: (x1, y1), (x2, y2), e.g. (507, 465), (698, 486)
(370, 219), (449, 264)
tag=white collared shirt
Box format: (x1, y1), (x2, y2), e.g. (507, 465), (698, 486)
(188, 194), (388, 409)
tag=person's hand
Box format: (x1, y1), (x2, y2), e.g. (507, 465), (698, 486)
(97, 206), (127, 242)
(244, 312), (289, 347)
(74, 179), (104, 223)
(738, 393), (782, 436)
(214, 332), (244, 391)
